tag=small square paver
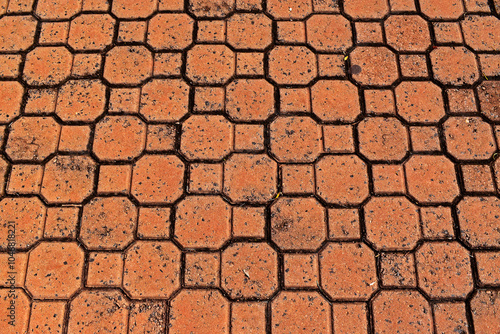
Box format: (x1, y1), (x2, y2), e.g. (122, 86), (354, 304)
(232, 206), (266, 238)
(328, 208), (361, 240)
(281, 164), (315, 194)
(98, 165), (132, 194)
(185, 252), (220, 287)
(189, 163), (223, 193)
(280, 88), (311, 113)
(137, 207), (171, 239)
(44, 207), (80, 239)
(284, 253), (319, 288)
(235, 124), (265, 151)
(87, 252), (124, 287)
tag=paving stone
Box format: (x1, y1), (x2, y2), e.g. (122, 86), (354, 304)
(372, 290), (433, 334)
(67, 290), (129, 333)
(41, 155), (96, 204)
(470, 290), (500, 334)
(270, 197), (327, 251)
(223, 153), (277, 203)
(349, 46), (399, 86)
(385, 15), (431, 52)
(221, 242), (278, 298)
(169, 289), (230, 334)
(123, 241), (181, 298)
(457, 196), (500, 248)
(25, 242), (84, 298)
(272, 291), (331, 333)
(268, 46), (317, 85)
(175, 195), (231, 249)
(320, 242), (378, 300)
(315, 155), (369, 205)
(80, 196), (137, 250)
(270, 116), (322, 163)
(416, 241), (474, 299)
(364, 196), (420, 250)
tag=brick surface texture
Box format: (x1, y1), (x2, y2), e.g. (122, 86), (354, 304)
(0, 0), (499, 333)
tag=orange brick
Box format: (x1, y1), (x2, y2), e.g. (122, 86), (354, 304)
(318, 54), (345, 77)
(0, 54), (21, 78)
(39, 22), (69, 44)
(24, 89), (57, 114)
(231, 302), (267, 333)
(137, 207), (171, 239)
(189, 163), (222, 194)
(185, 252), (220, 287)
(7, 164), (43, 194)
(118, 21), (147, 42)
(372, 164), (406, 194)
(109, 88), (141, 113)
(365, 89), (396, 114)
(284, 253), (319, 287)
(194, 87), (225, 112)
(281, 164), (314, 194)
(280, 88), (311, 113)
(72, 53), (102, 77)
(146, 124), (176, 152)
(236, 52), (264, 76)
(328, 208), (361, 240)
(323, 125), (355, 153)
(197, 20), (226, 42)
(234, 124), (265, 151)
(59, 125), (91, 152)
(44, 207), (80, 239)
(232, 206), (266, 238)
(97, 165), (132, 194)
(153, 52), (182, 76)
(87, 252), (124, 287)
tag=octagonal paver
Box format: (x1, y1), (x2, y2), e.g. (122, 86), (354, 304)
(416, 242), (473, 299)
(131, 155), (185, 204)
(311, 80), (361, 122)
(104, 46), (153, 85)
(364, 196), (420, 250)
(221, 242), (278, 298)
(25, 242), (84, 299)
(457, 196), (500, 248)
(268, 46), (317, 85)
(169, 289), (230, 334)
(140, 79), (189, 122)
(67, 290), (129, 333)
(269, 116), (322, 163)
(315, 155), (369, 205)
(349, 46), (399, 86)
(5, 116), (60, 162)
(123, 241), (181, 299)
(271, 291), (331, 334)
(223, 153), (277, 203)
(186, 44), (235, 84)
(0, 197), (45, 250)
(23, 47), (73, 85)
(56, 79), (107, 123)
(80, 197), (137, 250)
(0, 15), (37, 52)
(430, 47), (479, 86)
(175, 195), (231, 249)
(404, 155), (460, 204)
(270, 197), (327, 251)
(41, 155), (97, 204)
(320, 242), (378, 300)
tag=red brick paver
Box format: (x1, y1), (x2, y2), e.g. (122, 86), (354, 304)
(1, 2), (500, 333)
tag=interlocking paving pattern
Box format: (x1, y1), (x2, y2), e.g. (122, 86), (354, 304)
(0, 0), (500, 333)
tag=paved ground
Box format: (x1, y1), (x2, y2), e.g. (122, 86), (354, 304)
(0, 0), (500, 333)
